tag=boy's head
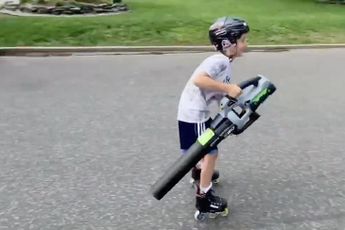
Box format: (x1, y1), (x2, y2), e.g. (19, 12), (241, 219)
(209, 17), (249, 59)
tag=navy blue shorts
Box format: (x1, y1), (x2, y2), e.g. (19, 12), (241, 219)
(178, 118), (218, 155)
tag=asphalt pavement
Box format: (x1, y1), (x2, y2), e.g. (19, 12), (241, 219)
(1, 48), (345, 230)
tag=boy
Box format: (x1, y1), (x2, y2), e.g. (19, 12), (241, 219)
(177, 16), (249, 219)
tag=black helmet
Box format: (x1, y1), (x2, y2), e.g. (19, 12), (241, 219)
(209, 17), (249, 51)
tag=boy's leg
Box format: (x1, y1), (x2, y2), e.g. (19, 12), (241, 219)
(200, 153), (217, 190)
(195, 152), (228, 220)
(179, 120), (228, 219)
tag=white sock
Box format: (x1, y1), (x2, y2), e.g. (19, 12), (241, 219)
(196, 161), (202, 169)
(200, 182), (212, 194)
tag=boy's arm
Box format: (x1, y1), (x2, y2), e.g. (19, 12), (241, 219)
(193, 73), (242, 98)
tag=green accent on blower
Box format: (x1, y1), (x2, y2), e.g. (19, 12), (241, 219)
(252, 88), (271, 105)
(197, 129), (215, 146)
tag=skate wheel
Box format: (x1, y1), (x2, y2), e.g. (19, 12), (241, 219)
(212, 178), (220, 184)
(208, 212), (217, 219)
(221, 208), (229, 217)
(190, 179), (199, 189)
(194, 210), (207, 221)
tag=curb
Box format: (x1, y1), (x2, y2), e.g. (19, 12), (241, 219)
(1, 44), (345, 56)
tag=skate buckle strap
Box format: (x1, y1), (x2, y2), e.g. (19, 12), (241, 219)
(210, 204), (220, 209)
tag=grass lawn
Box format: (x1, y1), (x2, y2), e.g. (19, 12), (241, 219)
(0, 0), (344, 46)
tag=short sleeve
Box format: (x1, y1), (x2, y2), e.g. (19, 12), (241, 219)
(197, 56), (228, 79)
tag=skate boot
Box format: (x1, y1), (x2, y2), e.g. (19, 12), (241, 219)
(194, 186), (229, 221)
(190, 167), (220, 185)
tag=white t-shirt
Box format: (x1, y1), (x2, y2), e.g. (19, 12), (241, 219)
(177, 54), (232, 123)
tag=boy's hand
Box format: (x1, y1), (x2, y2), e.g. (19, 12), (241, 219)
(225, 84), (242, 98)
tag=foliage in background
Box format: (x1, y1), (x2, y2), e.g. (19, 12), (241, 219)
(0, 0), (344, 46)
